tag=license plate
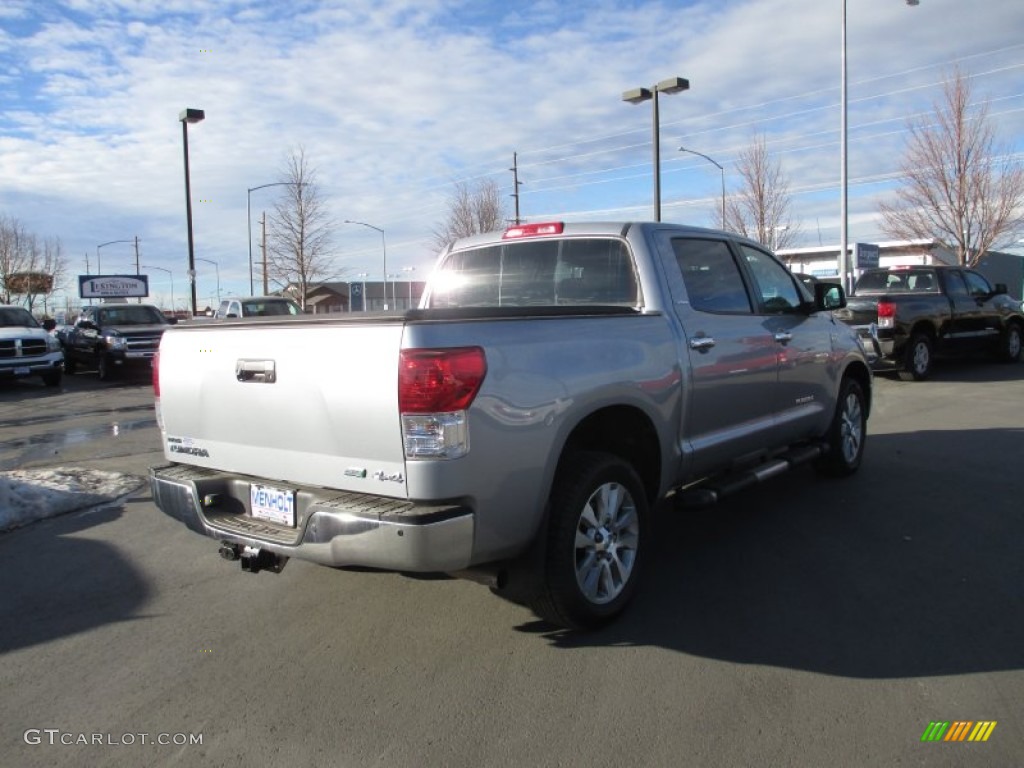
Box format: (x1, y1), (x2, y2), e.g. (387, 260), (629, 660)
(249, 484), (296, 526)
(14, 367), (30, 376)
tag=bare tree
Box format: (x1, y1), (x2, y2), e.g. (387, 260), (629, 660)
(724, 135), (798, 250)
(432, 179), (508, 252)
(267, 147), (335, 309)
(0, 215), (66, 310)
(879, 68), (1024, 266)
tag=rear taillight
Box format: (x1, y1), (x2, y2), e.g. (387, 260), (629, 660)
(152, 350), (160, 396)
(877, 300), (895, 329)
(399, 347), (486, 460)
(399, 347), (486, 413)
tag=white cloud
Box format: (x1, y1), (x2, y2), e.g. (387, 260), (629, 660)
(0, 0), (1021, 305)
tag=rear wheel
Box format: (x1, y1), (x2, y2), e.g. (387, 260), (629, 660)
(898, 333), (932, 381)
(531, 451), (648, 630)
(815, 377), (867, 477)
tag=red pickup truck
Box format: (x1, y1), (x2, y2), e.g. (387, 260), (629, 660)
(836, 265), (1024, 380)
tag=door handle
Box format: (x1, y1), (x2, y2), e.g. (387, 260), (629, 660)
(236, 359), (276, 383)
(689, 337), (716, 351)
(774, 331), (793, 344)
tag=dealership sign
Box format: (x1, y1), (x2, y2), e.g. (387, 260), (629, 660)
(5, 271), (55, 294)
(854, 243), (880, 270)
(78, 274), (149, 299)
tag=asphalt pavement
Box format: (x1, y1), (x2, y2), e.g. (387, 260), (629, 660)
(1, 360), (1022, 767)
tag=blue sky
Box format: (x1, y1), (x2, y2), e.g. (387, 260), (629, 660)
(1, 0), (1022, 309)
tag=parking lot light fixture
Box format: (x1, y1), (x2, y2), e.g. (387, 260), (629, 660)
(678, 147), (726, 227)
(141, 265), (174, 312)
(195, 257), (220, 306)
(840, 1), (918, 291)
(623, 76), (690, 222)
(96, 239), (135, 276)
(180, 107), (205, 317)
(247, 182), (305, 297)
(345, 220), (388, 310)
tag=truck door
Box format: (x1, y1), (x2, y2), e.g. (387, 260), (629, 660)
(734, 243), (834, 443)
(664, 235), (780, 476)
(960, 270), (1004, 350)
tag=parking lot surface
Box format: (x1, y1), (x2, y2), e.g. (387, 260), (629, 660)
(1, 362), (1022, 767)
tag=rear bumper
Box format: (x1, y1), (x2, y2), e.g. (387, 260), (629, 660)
(851, 324), (895, 366)
(149, 463), (475, 572)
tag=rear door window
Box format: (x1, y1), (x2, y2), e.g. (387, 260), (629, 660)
(672, 238), (752, 314)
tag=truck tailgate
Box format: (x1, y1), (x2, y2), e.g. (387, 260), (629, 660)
(156, 319), (408, 497)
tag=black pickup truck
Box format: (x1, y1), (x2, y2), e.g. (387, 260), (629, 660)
(62, 303), (175, 380)
(835, 265), (1024, 380)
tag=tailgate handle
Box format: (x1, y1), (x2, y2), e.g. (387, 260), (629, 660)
(236, 359), (276, 383)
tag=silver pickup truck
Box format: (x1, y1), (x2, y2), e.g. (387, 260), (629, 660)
(150, 221), (871, 628)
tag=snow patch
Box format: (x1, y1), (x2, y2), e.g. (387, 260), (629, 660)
(0, 468), (145, 531)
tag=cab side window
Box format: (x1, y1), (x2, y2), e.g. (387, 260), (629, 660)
(672, 238), (752, 314)
(738, 245), (803, 313)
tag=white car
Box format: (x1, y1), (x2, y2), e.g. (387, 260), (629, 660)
(213, 296), (302, 319)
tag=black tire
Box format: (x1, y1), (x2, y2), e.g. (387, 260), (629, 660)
(63, 356), (77, 375)
(97, 355), (114, 382)
(998, 323), (1023, 362)
(41, 370), (62, 387)
(531, 451), (648, 630)
(815, 377), (867, 477)
(897, 333), (932, 381)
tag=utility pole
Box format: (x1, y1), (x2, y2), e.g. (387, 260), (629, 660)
(509, 151), (523, 225)
(134, 236), (141, 302)
(261, 211), (268, 295)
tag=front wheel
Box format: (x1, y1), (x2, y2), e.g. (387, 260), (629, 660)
(41, 370), (62, 387)
(97, 355), (114, 382)
(998, 323), (1022, 362)
(63, 356), (77, 375)
(531, 451), (648, 630)
(815, 377), (867, 477)
(898, 333), (932, 381)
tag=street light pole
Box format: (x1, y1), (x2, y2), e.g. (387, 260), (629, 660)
(403, 266), (416, 309)
(195, 257), (220, 307)
(344, 220), (388, 310)
(96, 239), (135, 276)
(840, 1), (918, 290)
(179, 107), (205, 317)
(622, 76), (690, 222)
(678, 147), (726, 227)
(142, 265), (174, 312)
(247, 182), (305, 297)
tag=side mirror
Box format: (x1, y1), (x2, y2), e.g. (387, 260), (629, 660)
(994, 282), (1008, 295)
(815, 282), (846, 311)
(42, 318), (56, 331)
(167, 317), (178, 325)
